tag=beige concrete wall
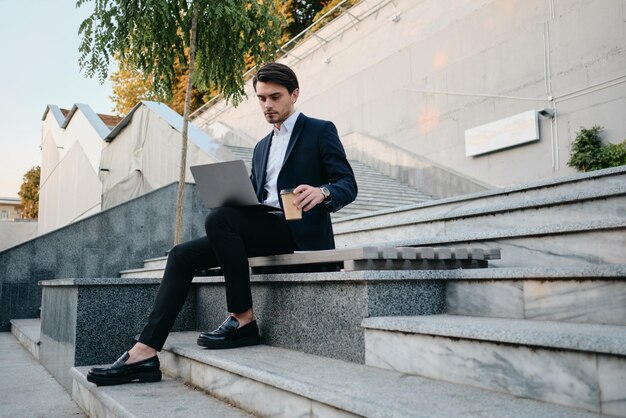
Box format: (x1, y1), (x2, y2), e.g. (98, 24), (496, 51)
(195, 0), (626, 188)
(0, 221), (37, 252)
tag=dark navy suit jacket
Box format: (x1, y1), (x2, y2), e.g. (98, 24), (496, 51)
(250, 113), (357, 251)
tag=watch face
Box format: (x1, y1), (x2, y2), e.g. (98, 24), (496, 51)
(321, 187), (330, 198)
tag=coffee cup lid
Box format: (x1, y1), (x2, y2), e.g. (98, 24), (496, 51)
(280, 188), (295, 194)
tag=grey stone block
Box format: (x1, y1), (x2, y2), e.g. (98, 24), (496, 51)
(362, 315), (626, 355)
(161, 333), (598, 418)
(71, 367), (250, 418)
(39, 278), (196, 390)
(363, 315), (626, 414)
(195, 274), (445, 363)
(0, 182), (206, 331)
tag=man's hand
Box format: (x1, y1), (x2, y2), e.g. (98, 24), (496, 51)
(292, 184), (325, 212)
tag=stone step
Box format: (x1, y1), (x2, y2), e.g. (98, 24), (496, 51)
(124, 246), (501, 277)
(351, 195), (430, 206)
(10, 318), (41, 360)
(71, 367), (253, 418)
(333, 167), (626, 267)
(362, 315), (626, 416)
(158, 332), (598, 417)
(446, 268), (626, 326)
(40, 266), (625, 391)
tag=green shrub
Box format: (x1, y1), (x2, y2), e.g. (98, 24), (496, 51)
(567, 126), (626, 172)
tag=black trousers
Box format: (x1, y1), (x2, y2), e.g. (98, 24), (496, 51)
(138, 206), (296, 351)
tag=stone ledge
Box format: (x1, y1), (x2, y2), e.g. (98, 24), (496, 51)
(71, 367), (250, 418)
(334, 165), (626, 224)
(161, 333), (596, 418)
(41, 264), (626, 286)
(339, 187), (626, 235)
(362, 315), (626, 355)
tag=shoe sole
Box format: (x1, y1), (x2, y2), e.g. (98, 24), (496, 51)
(86, 370), (162, 386)
(196, 334), (261, 349)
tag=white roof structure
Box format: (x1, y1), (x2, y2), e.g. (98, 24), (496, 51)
(39, 100), (232, 234)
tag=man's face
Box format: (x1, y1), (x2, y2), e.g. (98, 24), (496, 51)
(255, 81), (299, 127)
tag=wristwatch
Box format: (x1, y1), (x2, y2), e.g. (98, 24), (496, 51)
(319, 186), (331, 202)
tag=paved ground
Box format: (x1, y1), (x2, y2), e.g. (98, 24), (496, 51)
(0, 332), (85, 418)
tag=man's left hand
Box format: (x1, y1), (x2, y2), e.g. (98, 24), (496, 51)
(292, 185), (324, 212)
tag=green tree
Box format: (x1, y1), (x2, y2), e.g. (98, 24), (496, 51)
(568, 126), (626, 172)
(18, 166), (40, 219)
(77, 0), (282, 244)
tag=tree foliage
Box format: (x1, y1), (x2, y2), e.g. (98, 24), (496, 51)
(568, 126), (626, 172)
(106, 0), (352, 115)
(78, 0), (282, 106)
(110, 53), (210, 115)
(18, 166), (40, 219)
(78, 0), (283, 243)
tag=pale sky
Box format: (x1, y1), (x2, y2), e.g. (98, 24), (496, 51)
(0, 0), (115, 198)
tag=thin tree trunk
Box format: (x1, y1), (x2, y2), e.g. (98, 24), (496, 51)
(174, 0), (199, 245)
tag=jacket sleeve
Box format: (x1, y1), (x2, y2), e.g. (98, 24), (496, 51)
(318, 121), (358, 212)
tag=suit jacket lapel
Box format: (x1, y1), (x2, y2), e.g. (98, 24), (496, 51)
(257, 131), (273, 198)
(281, 113), (306, 170)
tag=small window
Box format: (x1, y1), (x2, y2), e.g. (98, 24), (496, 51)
(1, 210), (8, 219)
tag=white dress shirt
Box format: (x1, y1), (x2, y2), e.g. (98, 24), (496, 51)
(263, 110), (301, 208)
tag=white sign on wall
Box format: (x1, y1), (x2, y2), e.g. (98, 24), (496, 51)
(465, 110), (539, 157)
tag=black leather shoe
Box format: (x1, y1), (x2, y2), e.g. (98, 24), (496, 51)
(87, 352), (161, 386)
(197, 316), (261, 349)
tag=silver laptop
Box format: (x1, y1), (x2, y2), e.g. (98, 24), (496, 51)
(190, 160), (281, 211)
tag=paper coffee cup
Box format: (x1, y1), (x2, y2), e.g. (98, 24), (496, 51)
(280, 189), (302, 220)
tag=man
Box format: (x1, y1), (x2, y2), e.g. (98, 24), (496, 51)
(87, 63), (357, 386)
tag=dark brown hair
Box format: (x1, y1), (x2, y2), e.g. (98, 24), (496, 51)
(253, 63), (299, 93)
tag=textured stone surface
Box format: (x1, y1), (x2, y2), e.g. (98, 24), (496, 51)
(362, 315), (626, 355)
(162, 332), (598, 417)
(334, 165), (626, 231)
(121, 264), (626, 282)
(40, 286), (77, 391)
(599, 354), (626, 416)
(73, 284), (195, 367)
(39, 279), (195, 390)
(71, 367), (251, 418)
(196, 278), (444, 363)
(446, 280), (524, 318)
(447, 279), (626, 325)
(0, 333), (85, 417)
(524, 280), (626, 325)
(0, 182), (206, 331)
(364, 329), (602, 413)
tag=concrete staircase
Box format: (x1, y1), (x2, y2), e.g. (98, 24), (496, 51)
(224, 144), (433, 218)
(7, 166), (626, 417)
(11, 319), (599, 417)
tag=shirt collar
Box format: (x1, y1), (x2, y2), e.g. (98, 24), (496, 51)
(273, 110), (301, 136)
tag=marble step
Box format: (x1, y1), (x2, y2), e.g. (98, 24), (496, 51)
(353, 189), (431, 199)
(71, 367), (253, 418)
(334, 176), (626, 267)
(159, 332), (598, 418)
(351, 195), (430, 206)
(362, 315), (626, 416)
(446, 272), (626, 326)
(10, 318), (41, 360)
